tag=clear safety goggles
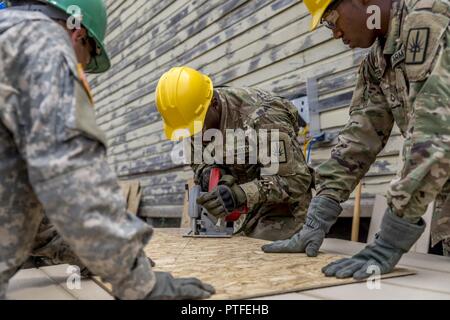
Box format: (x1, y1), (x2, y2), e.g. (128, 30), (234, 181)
(320, 0), (344, 30)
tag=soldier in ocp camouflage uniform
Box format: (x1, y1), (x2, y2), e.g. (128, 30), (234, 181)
(155, 68), (313, 241)
(193, 87), (313, 241)
(0, 0), (214, 300)
(432, 183), (450, 256)
(263, 0), (450, 276)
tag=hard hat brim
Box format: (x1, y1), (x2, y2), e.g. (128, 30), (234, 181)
(310, 6), (327, 31)
(44, 0), (111, 73)
(164, 100), (211, 142)
(85, 33), (111, 73)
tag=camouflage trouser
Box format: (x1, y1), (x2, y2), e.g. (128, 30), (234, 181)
(26, 180), (144, 273)
(431, 180), (450, 256)
(26, 217), (89, 274)
(26, 217), (156, 274)
(238, 202), (307, 241)
(0, 191), (153, 300)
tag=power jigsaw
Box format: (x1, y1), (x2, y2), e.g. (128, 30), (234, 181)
(184, 168), (248, 238)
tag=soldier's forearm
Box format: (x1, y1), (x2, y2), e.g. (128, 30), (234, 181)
(315, 156), (370, 203)
(240, 172), (311, 209)
(315, 108), (392, 202)
(387, 45), (450, 223)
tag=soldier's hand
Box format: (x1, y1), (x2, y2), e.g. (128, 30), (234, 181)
(196, 177), (247, 218)
(197, 166), (226, 192)
(322, 209), (425, 280)
(145, 272), (215, 300)
(261, 223), (326, 257)
(261, 196), (342, 257)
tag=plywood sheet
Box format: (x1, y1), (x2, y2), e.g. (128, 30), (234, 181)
(139, 229), (414, 300)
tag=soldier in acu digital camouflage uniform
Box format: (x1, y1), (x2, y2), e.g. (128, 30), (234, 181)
(155, 67), (313, 241)
(263, 0), (450, 276)
(0, 0), (214, 300)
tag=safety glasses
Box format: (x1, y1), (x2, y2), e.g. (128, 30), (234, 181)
(321, 0), (344, 30)
(82, 36), (101, 59)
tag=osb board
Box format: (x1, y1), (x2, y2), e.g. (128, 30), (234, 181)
(138, 228), (414, 300)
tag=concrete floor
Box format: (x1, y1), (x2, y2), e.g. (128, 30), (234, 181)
(5, 238), (450, 300)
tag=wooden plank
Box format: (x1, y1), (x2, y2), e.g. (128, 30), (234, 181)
(92, 0), (245, 98)
(96, 36), (347, 137)
(320, 106), (350, 129)
(95, 3), (306, 123)
(138, 229), (413, 300)
(93, 0), (293, 101)
(95, 44), (362, 148)
(138, 168), (193, 189)
(94, 229), (414, 300)
(113, 151), (183, 177)
(98, 12), (312, 123)
(212, 27), (335, 86)
(106, 0), (180, 58)
(139, 205), (184, 218)
(255, 49), (366, 97)
(89, 0), (406, 224)
(96, 0), (189, 73)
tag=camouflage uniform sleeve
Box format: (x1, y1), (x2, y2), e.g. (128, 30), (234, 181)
(189, 139), (211, 186)
(314, 53), (395, 203)
(239, 122), (313, 210)
(8, 21), (155, 299)
(387, 8), (450, 223)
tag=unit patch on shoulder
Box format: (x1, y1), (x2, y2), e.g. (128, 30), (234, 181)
(272, 140), (287, 164)
(405, 28), (430, 64)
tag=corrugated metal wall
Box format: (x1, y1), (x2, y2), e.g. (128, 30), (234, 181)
(89, 0), (402, 222)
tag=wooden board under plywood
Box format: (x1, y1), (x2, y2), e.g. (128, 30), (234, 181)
(139, 229), (414, 300)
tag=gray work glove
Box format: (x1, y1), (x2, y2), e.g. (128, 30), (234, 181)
(196, 175), (247, 218)
(322, 208), (425, 280)
(145, 272), (216, 300)
(261, 196), (342, 257)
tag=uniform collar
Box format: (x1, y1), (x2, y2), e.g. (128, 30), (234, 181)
(383, 0), (405, 55)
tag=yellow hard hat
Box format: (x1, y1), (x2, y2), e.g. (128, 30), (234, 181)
(303, 0), (333, 31)
(156, 67), (214, 141)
